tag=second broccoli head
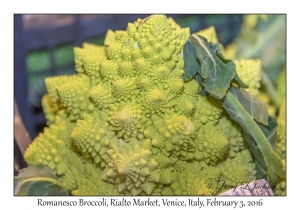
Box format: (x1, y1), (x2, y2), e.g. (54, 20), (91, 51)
(24, 15), (257, 196)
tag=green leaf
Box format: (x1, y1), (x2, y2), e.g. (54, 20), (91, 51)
(221, 87), (285, 185)
(183, 38), (201, 81)
(228, 87), (269, 126)
(214, 50), (247, 88)
(14, 165), (69, 196)
(258, 116), (278, 151)
(246, 116), (279, 183)
(188, 34), (238, 99)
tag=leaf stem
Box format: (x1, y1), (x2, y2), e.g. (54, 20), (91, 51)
(224, 91), (285, 181)
(238, 15), (285, 59)
(15, 177), (68, 195)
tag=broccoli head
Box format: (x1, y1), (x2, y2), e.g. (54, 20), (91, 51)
(24, 15), (257, 196)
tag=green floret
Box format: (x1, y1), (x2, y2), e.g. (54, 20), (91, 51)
(194, 123), (229, 165)
(273, 161), (286, 196)
(276, 102), (286, 159)
(217, 115), (247, 158)
(274, 101), (286, 196)
(234, 59), (262, 96)
(220, 149), (256, 189)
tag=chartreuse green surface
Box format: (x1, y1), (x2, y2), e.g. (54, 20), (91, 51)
(17, 15), (279, 196)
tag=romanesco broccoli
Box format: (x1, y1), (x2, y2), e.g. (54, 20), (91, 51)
(23, 14), (259, 196)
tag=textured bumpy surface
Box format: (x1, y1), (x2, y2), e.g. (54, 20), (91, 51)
(235, 59), (261, 96)
(24, 15), (257, 195)
(274, 100), (286, 196)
